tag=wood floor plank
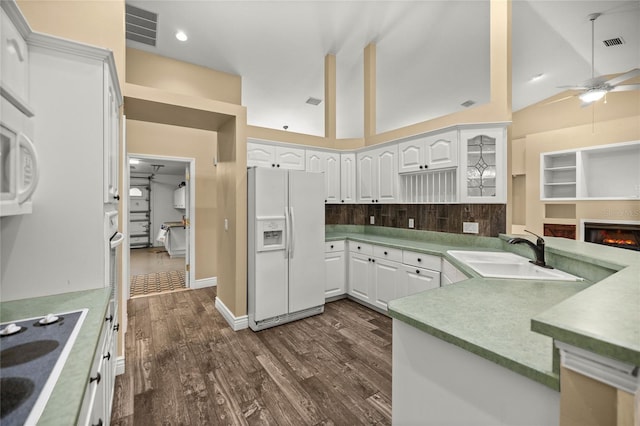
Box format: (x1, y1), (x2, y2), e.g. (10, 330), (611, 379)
(113, 289), (392, 425)
(299, 375), (363, 425)
(149, 299), (192, 424)
(255, 353), (325, 425)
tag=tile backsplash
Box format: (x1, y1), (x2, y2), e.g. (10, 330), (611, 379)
(325, 204), (506, 237)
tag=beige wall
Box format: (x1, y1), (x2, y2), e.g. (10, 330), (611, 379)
(216, 116), (248, 316)
(510, 81), (640, 236)
(17, 0), (125, 90)
(559, 367), (637, 426)
(127, 120), (218, 280)
(127, 48), (241, 105)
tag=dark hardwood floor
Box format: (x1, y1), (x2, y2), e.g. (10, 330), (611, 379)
(111, 287), (392, 425)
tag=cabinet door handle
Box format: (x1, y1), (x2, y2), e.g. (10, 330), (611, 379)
(419, 165), (423, 169)
(113, 323), (120, 332)
(92, 419), (103, 426)
(114, 195), (120, 200)
(357, 246), (361, 250)
(371, 259), (375, 263)
(272, 163), (276, 167)
(90, 372), (101, 384)
(325, 200), (327, 203)
(330, 245), (334, 249)
(103, 352), (111, 360)
(105, 315), (113, 323)
(341, 200), (344, 203)
(416, 269), (420, 274)
(384, 251), (388, 255)
(417, 258), (422, 262)
(424, 164), (429, 169)
(277, 164), (281, 168)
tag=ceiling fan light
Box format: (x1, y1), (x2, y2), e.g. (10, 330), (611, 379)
(579, 89), (606, 103)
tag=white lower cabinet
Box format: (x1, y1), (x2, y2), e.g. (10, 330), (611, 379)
(441, 258), (468, 285)
(348, 250), (373, 302)
(372, 258), (402, 310)
(398, 265), (440, 298)
(324, 241), (346, 299)
(78, 306), (118, 426)
(346, 242), (441, 311)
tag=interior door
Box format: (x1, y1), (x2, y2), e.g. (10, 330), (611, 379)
(183, 166), (191, 288)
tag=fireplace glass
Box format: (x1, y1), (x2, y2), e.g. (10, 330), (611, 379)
(583, 222), (640, 251)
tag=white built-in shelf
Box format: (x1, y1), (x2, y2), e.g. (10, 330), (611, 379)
(541, 140), (640, 201)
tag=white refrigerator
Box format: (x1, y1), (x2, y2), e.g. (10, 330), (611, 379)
(248, 167), (325, 331)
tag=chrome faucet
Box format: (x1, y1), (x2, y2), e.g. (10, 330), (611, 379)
(508, 230), (552, 269)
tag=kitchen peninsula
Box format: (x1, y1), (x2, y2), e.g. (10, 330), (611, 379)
(326, 225), (640, 425)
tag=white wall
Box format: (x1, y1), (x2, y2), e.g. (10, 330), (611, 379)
(150, 174), (184, 247)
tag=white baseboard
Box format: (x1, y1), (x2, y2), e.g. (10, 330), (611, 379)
(192, 276), (217, 289)
(116, 356), (125, 376)
(215, 296), (248, 331)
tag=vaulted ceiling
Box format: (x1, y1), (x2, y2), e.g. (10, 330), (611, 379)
(125, 0), (640, 139)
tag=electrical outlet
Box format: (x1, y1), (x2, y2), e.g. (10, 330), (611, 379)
(408, 218), (415, 229)
(463, 222), (479, 234)
(370, 216), (375, 225)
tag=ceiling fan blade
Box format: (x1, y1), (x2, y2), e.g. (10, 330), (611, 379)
(543, 94), (576, 106)
(557, 85), (589, 90)
(609, 84), (640, 92)
(604, 68), (640, 87)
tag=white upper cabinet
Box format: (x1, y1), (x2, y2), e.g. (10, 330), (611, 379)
(1, 5), (29, 106)
(376, 146), (399, 202)
(306, 149), (340, 203)
(459, 127), (506, 203)
(399, 130), (458, 173)
(358, 145), (398, 203)
(247, 142), (275, 168)
(340, 153), (356, 204)
(276, 146), (305, 170)
(247, 141), (305, 170)
(104, 68), (120, 204)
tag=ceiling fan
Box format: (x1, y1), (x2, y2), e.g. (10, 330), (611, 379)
(553, 13), (640, 106)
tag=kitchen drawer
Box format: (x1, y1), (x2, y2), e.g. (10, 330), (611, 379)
(325, 240), (345, 253)
(402, 250), (441, 271)
(348, 241), (373, 255)
(373, 245), (403, 263)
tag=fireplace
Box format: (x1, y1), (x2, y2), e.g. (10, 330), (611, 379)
(582, 220), (640, 251)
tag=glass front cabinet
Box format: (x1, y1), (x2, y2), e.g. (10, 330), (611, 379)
(458, 127), (506, 203)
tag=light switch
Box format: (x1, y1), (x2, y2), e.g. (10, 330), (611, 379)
(370, 216), (375, 225)
(409, 218), (415, 229)
(224, 218), (229, 231)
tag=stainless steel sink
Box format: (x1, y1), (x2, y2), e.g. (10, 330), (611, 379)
(447, 250), (583, 281)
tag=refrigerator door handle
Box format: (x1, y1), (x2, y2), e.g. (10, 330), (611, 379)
(284, 207), (290, 258)
(289, 206), (295, 258)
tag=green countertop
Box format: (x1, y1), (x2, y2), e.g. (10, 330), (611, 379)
(327, 225), (640, 389)
(1, 288), (111, 425)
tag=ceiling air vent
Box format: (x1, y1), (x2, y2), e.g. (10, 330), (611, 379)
(602, 37), (624, 47)
(460, 100), (475, 108)
(306, 97), (322, 106)
(126, 4), (158, 47)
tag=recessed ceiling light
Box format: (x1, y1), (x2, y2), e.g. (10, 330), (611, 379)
(531, 73), (544, 82)
(176, 31), (188, 42)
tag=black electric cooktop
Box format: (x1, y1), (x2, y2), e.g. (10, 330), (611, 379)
(0, 309), (87, 426)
